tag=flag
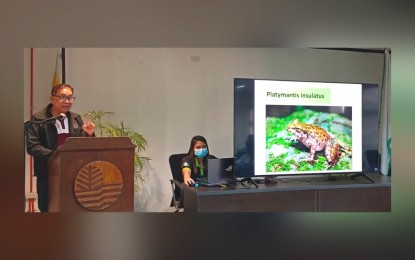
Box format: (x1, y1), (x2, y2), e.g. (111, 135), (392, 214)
(52, 49), (61, 87)
(379, 48), (391, 175)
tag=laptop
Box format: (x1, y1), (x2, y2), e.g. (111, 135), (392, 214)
(198, 158), (235, 187)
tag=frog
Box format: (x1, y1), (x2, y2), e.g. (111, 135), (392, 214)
(286, 119), (340, 168)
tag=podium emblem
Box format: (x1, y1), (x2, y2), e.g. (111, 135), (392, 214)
(74, 161), (124, 211)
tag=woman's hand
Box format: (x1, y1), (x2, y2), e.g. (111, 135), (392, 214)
(183, 176), (195, 186)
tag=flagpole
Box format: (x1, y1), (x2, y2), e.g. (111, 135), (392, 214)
(62, 48), (66, 83)
(29, 48), (34, 212)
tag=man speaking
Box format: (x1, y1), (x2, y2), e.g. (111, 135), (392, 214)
(26, 83), (95, 212)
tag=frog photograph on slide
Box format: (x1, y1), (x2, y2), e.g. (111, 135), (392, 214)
(265, 105), (353, 173)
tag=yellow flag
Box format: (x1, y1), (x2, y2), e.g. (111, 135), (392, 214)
(52, 49), (61, 87)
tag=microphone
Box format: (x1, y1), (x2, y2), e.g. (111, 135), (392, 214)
(56, 113), (66, 120)
(32, 113), (66, 124)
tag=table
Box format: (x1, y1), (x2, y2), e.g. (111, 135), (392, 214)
(182, 173), (391, 212)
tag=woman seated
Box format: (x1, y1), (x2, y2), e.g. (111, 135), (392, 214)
(181, 135), (216, 186)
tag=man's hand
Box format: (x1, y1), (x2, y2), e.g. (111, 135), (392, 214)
(82, 121), (95, 136)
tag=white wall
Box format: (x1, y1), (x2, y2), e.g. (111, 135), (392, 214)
(24, 48), (384, 211)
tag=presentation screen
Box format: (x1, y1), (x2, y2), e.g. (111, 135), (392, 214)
(233, 78), (379, 178)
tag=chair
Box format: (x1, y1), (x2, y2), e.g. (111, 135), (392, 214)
(169, 153), (187, 212)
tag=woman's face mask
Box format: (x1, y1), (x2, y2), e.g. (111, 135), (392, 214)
(194, 148), (208, 158)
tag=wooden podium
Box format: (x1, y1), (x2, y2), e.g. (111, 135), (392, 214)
(47, 137), (135, 212)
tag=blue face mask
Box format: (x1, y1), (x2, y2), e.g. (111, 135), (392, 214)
(194, 148), (208, 158)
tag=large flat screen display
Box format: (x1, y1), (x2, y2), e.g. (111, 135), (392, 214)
(233, 78), (380, 178)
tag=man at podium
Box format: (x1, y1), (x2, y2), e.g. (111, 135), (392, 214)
(26, 83), (95, 212)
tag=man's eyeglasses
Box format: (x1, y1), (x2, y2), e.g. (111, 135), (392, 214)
(52, 95), (76, 102)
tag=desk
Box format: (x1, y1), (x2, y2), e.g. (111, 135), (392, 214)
(182, 173), (391, 212)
